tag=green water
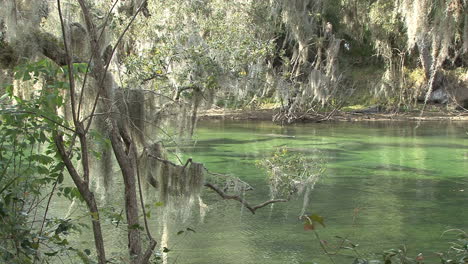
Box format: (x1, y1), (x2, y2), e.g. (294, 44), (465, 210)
(167, 120), (467, 264)
(52, 120), (467, 264)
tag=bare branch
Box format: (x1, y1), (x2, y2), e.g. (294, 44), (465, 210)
(251, 199), (288, 211)
(140, 89), (178, 103)
(135, 135), (155, 243)
(204, 183), (288, 214)
(57, 0), (77, 125)
(148, 154), (183, 167)
(146, 153), (286, 214)
(141, 72), (167, 84)
(58, 0), (92, 183)
(54, 135), (85, 191)
(139, 239), (157, 264)
(183, 158), (193, 169)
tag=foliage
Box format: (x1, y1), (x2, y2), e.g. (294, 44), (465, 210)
(257, 148), (324, 198)
(3, 0), (468, 116)
(302, 213), (326, 231)
(0, 59), (91, 263)
(120, 0), (275, 103)
(304, 213), (467, 264)
(437, 229), (468, 264)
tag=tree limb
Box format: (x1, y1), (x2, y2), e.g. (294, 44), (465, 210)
(0, 30), (82, 68)
(76, 0), (150, 262)
(54, 133), (107, 264)
(204, 183), (288, 214)
(143, 157), (283, 214)
(138, 239), (157, 264)
(141, 72), (167, 84)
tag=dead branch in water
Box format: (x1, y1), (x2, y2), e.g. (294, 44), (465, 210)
(204, 183), (288, 214)
(143, 156), (288, 214)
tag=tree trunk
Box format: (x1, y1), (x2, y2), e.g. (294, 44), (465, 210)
(76, 1), (144, 261)
(108, 126), (143, 259)
(54, 136), (107, 264)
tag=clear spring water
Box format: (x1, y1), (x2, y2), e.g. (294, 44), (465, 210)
(53, 120), (468, 263)
(170, 120), (467, 264)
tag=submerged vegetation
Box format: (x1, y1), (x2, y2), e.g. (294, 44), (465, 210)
(0, 0), (467, 263)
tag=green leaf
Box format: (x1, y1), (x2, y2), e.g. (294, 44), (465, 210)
(5, 84), (14, 95)
(163, 247), (170, 253)
(14, 71), (23, 80)
(90, 212), (99, 221)
(0, 93), (9, 101)
(57, 173), (64, 184)
(23, 72), (31, 81)
(309, 214), (325, 228)
(31, 154), (54, 165)
(71, 188), (84, 202)
(129, 224), (144, 231)
(73, 63), (89, 74)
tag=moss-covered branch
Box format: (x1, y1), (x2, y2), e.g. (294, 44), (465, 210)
(0, 30), (82, 68)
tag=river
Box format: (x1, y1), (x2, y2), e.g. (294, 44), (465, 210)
(53, 120), (468, 263)
(172, 120), (467, 264)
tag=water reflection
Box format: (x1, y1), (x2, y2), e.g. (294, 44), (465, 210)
(51, 120), (467, 264)
(173, 120), (467, 263)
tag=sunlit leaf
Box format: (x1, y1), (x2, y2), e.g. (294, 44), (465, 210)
(309, 214), (325, 227)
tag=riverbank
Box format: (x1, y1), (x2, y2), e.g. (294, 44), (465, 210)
(198, 107), (468, 122)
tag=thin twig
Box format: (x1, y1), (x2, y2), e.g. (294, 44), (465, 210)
(57, 0), (77, 125)
(305, 218), (336, 264)
(37, 178), (59, 239)
(183, 158), (192, 169)
(135, 143), (157, 263)
(134, 136), (155, 241)
(141, 72), (167, 84)
(140, 89), (179, 103)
